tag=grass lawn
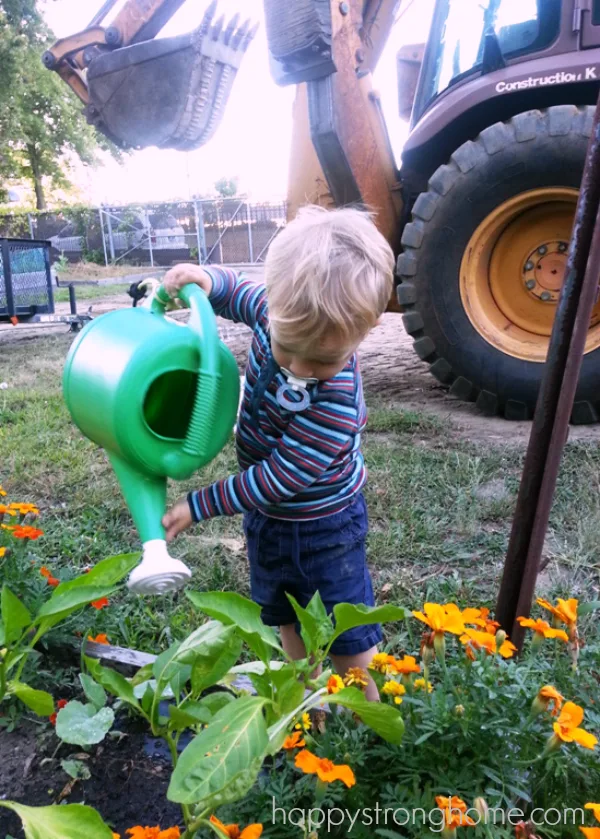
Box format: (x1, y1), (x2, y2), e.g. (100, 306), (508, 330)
(1, 332), (599, 662)
(53, 283), (130, 303)
(55, 262), (161, 282)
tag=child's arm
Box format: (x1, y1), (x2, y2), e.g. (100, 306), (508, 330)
(187, 395), (361, 522)
(163, 264), (266, 329)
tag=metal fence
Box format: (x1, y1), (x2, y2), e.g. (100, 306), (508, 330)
(0, 199), (287, 267)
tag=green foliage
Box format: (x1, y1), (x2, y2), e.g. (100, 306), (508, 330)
(55, 700), (114, 746)
(0, 802), (115, 839)
(0, 1), (122, 208)
(213, 176), (239, 198)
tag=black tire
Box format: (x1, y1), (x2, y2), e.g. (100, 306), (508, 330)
(397, 105), (600, 423)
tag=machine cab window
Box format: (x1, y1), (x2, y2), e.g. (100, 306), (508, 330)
(413, 0), (562, 125)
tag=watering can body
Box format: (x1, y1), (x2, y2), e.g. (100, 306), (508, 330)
(63, 283), (239, 592)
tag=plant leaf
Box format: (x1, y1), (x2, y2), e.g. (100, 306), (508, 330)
(168, 695), (268, 806)
(286, 592), (333, 655)
(61, 759), (91, 781)
(55, 700), (114, 746)
(579, 600), (600, 616)
(1, 586), (31, 644)
(327, 687), (404, 744)
(0, 801), (115, 838)
(8, 682), (54, 717)
(191, 630), (242, 696)
(84, 657), (139, 709)
(186, 591), (283, 661)
(79, 674), (106, 711)
(331, 603), (405, 643)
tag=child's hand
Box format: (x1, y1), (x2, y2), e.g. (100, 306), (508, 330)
(163, 264), (213, 300)
(162, 499), (194, 542)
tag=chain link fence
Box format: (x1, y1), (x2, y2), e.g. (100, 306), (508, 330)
(0, 199), (287, 267)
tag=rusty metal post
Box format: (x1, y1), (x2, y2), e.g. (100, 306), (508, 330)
(496, 92), (600, 650)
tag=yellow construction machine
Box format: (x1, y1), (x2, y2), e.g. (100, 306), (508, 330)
(45, 0), (600, 421)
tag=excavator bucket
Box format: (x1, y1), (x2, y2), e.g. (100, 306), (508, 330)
(84, 4), (256, 151)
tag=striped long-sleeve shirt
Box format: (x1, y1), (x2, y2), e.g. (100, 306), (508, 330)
(188, 267), (367, 521)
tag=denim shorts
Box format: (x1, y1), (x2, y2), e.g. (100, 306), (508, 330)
(243, 493), (381, 656)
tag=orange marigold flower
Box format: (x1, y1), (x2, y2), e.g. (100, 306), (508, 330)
(40, 566), (60, 587)
(460, 628), (516, 659)
(327, 674), (344, 694)
(88, 633), (109, 645)
(517, 617), (569, 643)
(209, 815), (263, 839)
(551, 702), (598, 750)
(537, 597), (578, 628)
(343, 667), (368, 689)
(49, 699), (68, 726)
(295, 749), (355, 788)
(9, 502), (39, 516)
(388, 654), (421, 676)
(435, 795), (476, 830)
(533, 685), (565, 717)
(468, 606), (501, 634)
(113, 834), (121, 839)
(126, 827), (181, 839)
(91, 597), (109, 610)
(585, 803), (600, 822)
(413, 603), (465, 637)
(12, 525), (43, 540)
(0, 504), (16, 516)
(580, 830), (600, 838)
(282, 730), (306, 750)
(0, 486), (6, 496)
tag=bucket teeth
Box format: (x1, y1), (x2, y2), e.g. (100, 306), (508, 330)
(223, 13), (240, 46)
(211, 14), (225, 41)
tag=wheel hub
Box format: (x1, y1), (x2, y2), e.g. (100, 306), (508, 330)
(522, 241), (568, 302)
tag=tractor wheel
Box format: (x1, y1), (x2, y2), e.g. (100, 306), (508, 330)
(397, 105), (600, 423)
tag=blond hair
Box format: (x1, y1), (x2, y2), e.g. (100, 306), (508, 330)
(264, 205), (394, 348)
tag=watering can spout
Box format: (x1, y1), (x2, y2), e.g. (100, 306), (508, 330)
(108, 453), (192, 594)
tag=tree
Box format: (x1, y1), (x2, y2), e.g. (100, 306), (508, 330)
(214, 176), (240, 199)
(0, 0), (121, 209)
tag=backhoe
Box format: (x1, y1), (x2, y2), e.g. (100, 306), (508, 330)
(45, 0), (600, 422)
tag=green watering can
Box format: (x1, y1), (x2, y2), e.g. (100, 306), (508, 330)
(63, 283), (240, 595)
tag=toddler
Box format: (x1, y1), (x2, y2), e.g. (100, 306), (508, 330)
(162, 206), (394, 699)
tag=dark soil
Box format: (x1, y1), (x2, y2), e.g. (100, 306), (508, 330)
(0, 714), (182, 837)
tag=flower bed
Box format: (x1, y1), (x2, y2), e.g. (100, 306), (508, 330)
(1, 486), (599, 839)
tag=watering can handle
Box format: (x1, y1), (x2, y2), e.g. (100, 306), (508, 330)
(154, 282), (221, 460)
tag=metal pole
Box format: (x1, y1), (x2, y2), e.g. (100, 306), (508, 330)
(106, 209), (116, 263)
(27, 213), (35, 240)
(246, 202), (254, 262)
(98, 208), (109, 267)
(216, 202), (224, 263)
(146, 212), (154, 268)
(194, 200), (207, 263)
(496, 92), (600, 649)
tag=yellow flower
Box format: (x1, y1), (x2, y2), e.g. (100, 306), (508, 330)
(0, 486), (6, 496)
(343, 667), (368, 689)
(294, 712), (311, 732)
(368, 652), (394, 674)
(382, 680), (406, 704)
(585, 804), (600, 822)
(8, 502), (39, 516)
(0, 547), (6, 558)
(550, 702), (598, 751)
(327, 674), (344, 695)
(0, 504), (15, 516)
(295, 749), (355, 787)
(580, 829), (600, 838)
(532, 685), (564, 717)
(125, 827), (180, 839)
(413, 678), (433, 693)
(413, 603), (465, 636)
(517, 617), (569, 643)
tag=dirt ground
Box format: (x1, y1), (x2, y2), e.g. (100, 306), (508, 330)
(2, 274), (600, 447)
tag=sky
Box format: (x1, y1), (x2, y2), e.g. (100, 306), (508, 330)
(40, 0), (435, 205)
